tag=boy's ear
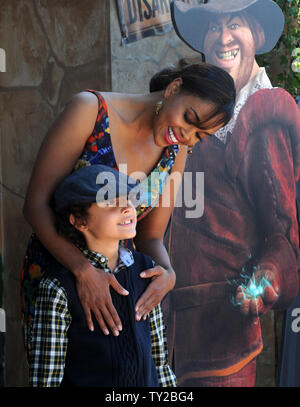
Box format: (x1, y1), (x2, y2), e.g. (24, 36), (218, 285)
(69, 213), (87, 231)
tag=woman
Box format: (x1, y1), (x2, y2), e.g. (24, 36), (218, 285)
(21, 62), (235, 384)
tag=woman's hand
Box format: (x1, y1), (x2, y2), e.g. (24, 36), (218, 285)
(75, 262), (129, 334)
(235, 267), (280, 317)
(135, 265), (176, 321)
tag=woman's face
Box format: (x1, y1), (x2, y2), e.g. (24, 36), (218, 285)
(203, 14), (260, 91)
(153, 87), (224, 149)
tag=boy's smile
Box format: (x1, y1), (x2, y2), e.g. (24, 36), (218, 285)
(118, 217), (135, 227)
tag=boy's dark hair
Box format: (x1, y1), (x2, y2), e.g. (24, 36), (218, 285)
(54, 203), (92, 248)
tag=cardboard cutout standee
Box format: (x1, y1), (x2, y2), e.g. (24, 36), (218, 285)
(164, 0), (300, 386)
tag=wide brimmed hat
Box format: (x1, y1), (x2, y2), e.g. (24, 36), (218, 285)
(54, 164), (140, 211)
(171, 0), (284, 55)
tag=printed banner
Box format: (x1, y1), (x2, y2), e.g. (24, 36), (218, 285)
(117, 0), (204, 45)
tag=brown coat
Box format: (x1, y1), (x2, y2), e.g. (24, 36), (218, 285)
(163, 88), (300, 384)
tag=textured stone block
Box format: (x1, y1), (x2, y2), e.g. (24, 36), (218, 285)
(0, 0), (48, 87)
(57, 62), (111, 114)
(0, 89), (54, 197)
(41, 56), (65, 106)
(4, 317), (28, 386)
(2, 192), (30, 387)
(36, 0), (110, 68)
(110, 1), (200, 93)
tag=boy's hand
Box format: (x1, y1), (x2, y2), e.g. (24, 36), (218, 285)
(135, 265), (176, 321)
(76, 263), (129, 334)
(235, 267), (280, 316)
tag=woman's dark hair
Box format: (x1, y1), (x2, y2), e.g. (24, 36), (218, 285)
(54, 203), (92, 248)
(149, 59), (236, 130)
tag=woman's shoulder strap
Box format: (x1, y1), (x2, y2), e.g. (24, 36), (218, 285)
(83, 89), (108, 119)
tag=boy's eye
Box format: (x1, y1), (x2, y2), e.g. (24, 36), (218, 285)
(117, 197), (130, 207)
(98, 199), (117, 208)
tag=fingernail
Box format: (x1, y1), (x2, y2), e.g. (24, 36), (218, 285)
(118, 325), (122, 331)
(136, 314), (141, 321)
(114, 330), (119, 336)
(140, 272), (145, 277)
(104, 329), (109, 335)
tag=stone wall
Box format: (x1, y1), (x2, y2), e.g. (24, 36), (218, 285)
(110, 1), (197, 93)
(0, 0), (111, 386)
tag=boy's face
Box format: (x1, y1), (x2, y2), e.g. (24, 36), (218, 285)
(82, 197), (137, 242)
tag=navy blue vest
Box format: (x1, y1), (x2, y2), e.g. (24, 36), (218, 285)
(47, 250), (159, 387)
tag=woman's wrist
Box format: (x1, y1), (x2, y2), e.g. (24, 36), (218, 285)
(165, 266), (176, 291)
(69, 255), (94, 279)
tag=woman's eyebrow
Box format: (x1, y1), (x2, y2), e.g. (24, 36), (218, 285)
(190, 107), (219, 135)
(190, 107), (200, 123)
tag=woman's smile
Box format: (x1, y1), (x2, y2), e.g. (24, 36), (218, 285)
(164, 126), (181, 145)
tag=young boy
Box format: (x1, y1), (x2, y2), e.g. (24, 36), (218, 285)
(28, 164), (175, 387)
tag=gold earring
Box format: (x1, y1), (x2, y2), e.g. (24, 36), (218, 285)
(155, 100), (163, 116)
(187, 146), (193, 154)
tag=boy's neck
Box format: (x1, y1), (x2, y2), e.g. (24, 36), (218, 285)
(86, 239), (120, 272)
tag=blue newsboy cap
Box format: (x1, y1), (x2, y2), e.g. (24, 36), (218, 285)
(54, 164), (140, 211)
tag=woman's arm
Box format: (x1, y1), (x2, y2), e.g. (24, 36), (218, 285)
(23, 91), (128, 334)
(134, 145), (188, 319)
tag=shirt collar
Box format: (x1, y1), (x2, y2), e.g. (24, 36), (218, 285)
(80, 244), (134, 274)
(214, 67), (273, 144)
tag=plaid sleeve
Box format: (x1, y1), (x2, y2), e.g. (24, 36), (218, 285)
(149, 304), (177, 387)
(28, 278), (72, 387)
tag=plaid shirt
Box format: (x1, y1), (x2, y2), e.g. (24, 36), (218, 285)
(29, 246), (176, 387)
